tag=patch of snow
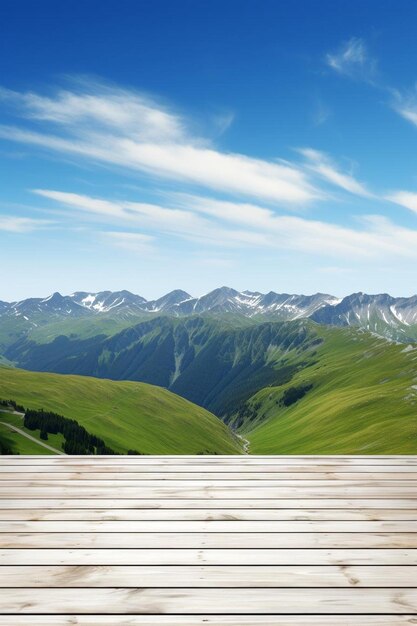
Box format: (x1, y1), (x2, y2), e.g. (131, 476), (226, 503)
(81, 294), (97, 308)
(390, 304), (410, 326)
(381, 311), (389, 324)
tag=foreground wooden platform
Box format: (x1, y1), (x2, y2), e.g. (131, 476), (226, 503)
(1, 455), (417, 624)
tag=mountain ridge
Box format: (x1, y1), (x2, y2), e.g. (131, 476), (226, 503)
(2, 286), (417, 343)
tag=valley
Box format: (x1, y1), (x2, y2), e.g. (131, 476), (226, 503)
(1, 287), (417, 455)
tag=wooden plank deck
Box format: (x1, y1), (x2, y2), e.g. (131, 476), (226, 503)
(0, 456), (417, 625)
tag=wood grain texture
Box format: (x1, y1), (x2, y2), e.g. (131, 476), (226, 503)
(2, 507), (417, 520)
(2, 548), (417, 565)
(0, 618), (416, 625)
(1, 564), (416, 587)
(2, 497), (417, 508)
(2, 531), (417, 548)
(2, 463), (417, 472)
(3, 519), (417, 531)
(1, 455), (417, 621)
(2, 587), (417, 614)
(3, 471), (417, 479)
(1, 485), (416, 498)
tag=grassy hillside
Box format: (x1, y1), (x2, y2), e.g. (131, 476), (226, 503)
(5, 316), (319, 417)
(3, 315), (417, 455)
(0, 411), (64, 455)
(0, 367), (242, 454)
(244, 326), (417, 454)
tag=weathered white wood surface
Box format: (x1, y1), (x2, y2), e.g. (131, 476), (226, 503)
(1, 455), (417, 623)
(2, 548), (417, 565)
(2, 587), (417, 613)
(1, 564), (417, 587)
(0, 618), (416, 625)
(2, 531), (417, 548)
(2, 497), (417, 509)
(3, 507), (417, 520)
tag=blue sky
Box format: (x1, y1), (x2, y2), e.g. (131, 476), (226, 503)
(2, 0), (417, 300)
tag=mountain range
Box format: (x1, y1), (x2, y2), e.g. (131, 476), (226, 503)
(2, 286), (417, 346)
(1, 286), (417, 455)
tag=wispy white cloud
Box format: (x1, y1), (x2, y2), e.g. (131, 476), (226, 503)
(386, 190), (417, 214)
(326, 40), (417, 135)
(0, 82), (319, 206)
(4, 79), (416, 267)
(391, 87), (417, 128)
(32, 188), (417, 261)
(173, 193), (275, 229)
(0, 215), (52, 232)
(0, 82), (185, 142)
(187, 195), (417, 259)
(32, 189), (268, 248)
(299, 148), (372, 197)
(326, 37), (377, 82)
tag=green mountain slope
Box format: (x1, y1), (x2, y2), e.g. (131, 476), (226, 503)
(5, 317), (320, 417)
(4, 315), (417, 455)
(244, 327), (417, 454)
(0, 367), (242, 454)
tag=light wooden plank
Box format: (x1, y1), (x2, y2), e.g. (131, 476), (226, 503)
(0, 616), (416, 625)
(3, 478), (416, 487)
(1, 486), (416, 497)
(4, 470), (417, 479)
(3, 548), (417, 565)
(2, 532), (417, 548)
(1, 564), (416, 587)
(3, 520), (417, 532)
(1, 498), (416, 508)
(2, 587), (417, 614)
(2, 464), (417, 473)
(3, 507), (417, 521)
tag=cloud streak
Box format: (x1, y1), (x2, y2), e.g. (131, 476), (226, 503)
(326, 37), (377, 82)
(32, 188), (417, 261)
(33, 189), (269, 248)
(299, 148), (372, 197)
(0, 215), (52, 233)
(392, 88), (417, 129)
(386, 190), (417, 214)
(0, 82), (319, 206)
